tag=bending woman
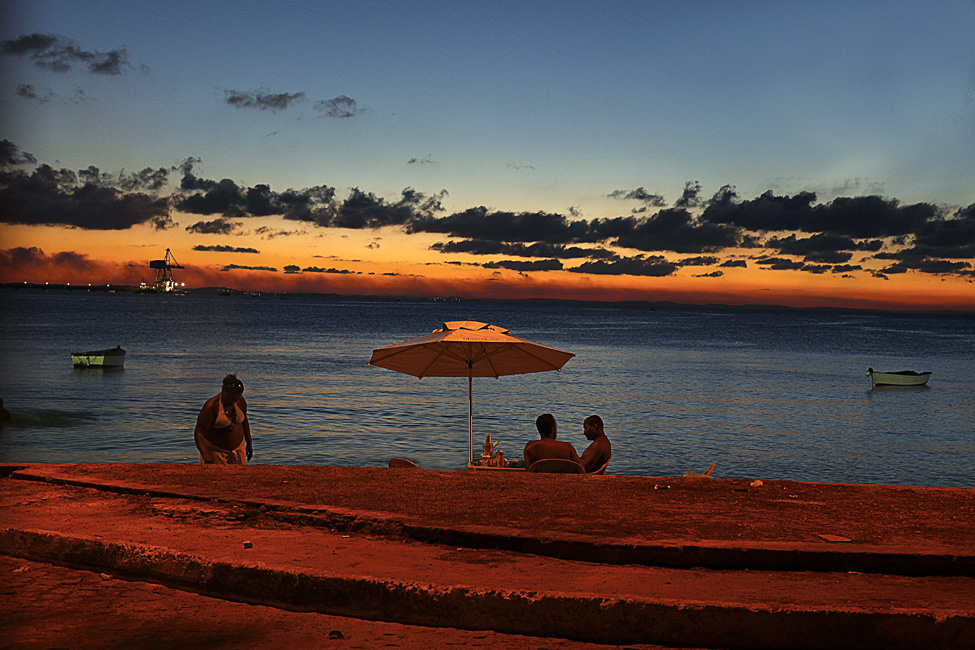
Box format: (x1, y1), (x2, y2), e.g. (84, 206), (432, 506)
(195, 374), (253, 464)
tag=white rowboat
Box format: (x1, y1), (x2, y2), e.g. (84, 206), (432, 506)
(866, 368), (931, 386)
(72, 346), (126, 369)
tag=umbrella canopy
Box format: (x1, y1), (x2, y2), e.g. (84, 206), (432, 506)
(368, 320), (575, 463)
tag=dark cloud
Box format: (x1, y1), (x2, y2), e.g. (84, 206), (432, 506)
(801, 264), (833, 275)
(703, 191), (940, 238)
(334, 188), (445, 229)
(185, 218), (241, 235)
(674, 181), (703, 208)
(0, 140), (37, 167)
(899, 202), (975, 260)
(3, 142), (973, 282)
(0, 163), (172, 229)
(703, 190), (817, 231)
(1, 33), (132, 75)
(483, 259), (563, 272)
(254, 226), (305, 238)
(408, 155), (434, 164)
(192, 245), (259, 253)
(119, 167), (170, 192)
(608, 187), (667, 206)
(0, 246), (96, 271)
(878, 259), (974, 276)
(0, 246), (44, 266)
(224, 88), (306, 111)
(719, 259), (748, 268)
(410, 207), (588, 243)
(813, 196), (939, 238)
(273, 186), (337, 223)
(678, 256), (719, 266)
(176, 178), (247, 216)
(175, 158), (216, 191)
(284, 265), (301, 274)
(766, 233), (884, 255)
(287, 187), (446, 229)
(803, 251), (854, 264)
(432, 239), (508, 255)
(301, 266), (357, 274)
(695, 271), (724, 278)
(220, 264), (277, 272)
(608, 208), (740, 254)
(754, 257), (806, 271)
(174, 158), (339, 221)
(431, 239), (610, 259)
(15, 83), (53, 103)
(569, 255), (678, 277)
(314, 95), (364, 118)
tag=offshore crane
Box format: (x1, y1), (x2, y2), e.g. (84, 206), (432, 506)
(143, 249), (185, 293)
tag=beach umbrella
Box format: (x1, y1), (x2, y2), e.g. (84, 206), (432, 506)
(368, 320), (575, 464)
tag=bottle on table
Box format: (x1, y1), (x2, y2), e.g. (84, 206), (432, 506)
(481, 433), (494, 464)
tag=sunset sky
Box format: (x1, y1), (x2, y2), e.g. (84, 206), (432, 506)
(1, 1), (973, 311)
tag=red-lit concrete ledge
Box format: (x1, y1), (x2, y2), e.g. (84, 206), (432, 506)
(2, 463), (974, 649)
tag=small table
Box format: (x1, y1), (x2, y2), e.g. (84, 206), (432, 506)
(466, 462), (525, 472)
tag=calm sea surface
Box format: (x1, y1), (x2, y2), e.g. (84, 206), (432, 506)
(0, 289), (972, 488)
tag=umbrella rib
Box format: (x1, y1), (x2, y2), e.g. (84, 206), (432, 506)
(415, 343), (450, 378)
(416, 342), (479, 378)
(474, 342), (512, 377)
(506, 343), (565, 370)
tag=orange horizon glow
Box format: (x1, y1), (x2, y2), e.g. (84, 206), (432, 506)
(2, 213), (972, 314)
(2, 246), (972, 313)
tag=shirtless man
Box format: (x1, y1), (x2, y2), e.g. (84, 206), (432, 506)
(580, 415), (611, 473)
(523, 413), (582, 470)
(195, 374), (253, 464)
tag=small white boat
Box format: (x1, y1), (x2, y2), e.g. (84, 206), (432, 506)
(72, 346), (126, 369)
(866, 367), (931, 386)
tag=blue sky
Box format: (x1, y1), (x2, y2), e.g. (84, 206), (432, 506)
(5, 0), (973, 211)
(1, 1), (973, 309)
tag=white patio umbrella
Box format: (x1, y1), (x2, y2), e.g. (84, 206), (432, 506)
(368, 320), (575, 464)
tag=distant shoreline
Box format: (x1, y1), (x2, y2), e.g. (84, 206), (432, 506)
(3, 282), (973, 317)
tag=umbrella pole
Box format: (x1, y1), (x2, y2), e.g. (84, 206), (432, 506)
(468, 369), (473, 464)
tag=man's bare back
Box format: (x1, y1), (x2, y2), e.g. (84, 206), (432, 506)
(524, 438), (582, 467)
(524, 413), (582, 469)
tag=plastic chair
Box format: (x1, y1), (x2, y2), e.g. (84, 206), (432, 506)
(388, 458), (421, 469)
(588, 460), (610, 475)
(683, 463), (715, 478)
(527, 459), (585, 474)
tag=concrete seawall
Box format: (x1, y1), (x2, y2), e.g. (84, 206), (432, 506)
(2, 463), (974, 649)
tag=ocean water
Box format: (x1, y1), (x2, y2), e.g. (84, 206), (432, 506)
(0, 289), (972, 488)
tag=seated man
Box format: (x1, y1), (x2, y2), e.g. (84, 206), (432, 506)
(523, 413), (582, 470)
(580, 415), (611, 473)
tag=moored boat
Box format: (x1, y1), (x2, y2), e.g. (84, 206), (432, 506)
(71, 346), (126, 369)
(866, 367), (931, 386)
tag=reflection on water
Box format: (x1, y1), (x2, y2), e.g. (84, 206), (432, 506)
(1, 410), (101, 428)
(868, 385), (931, 393)
(0, 290), (973, 487)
